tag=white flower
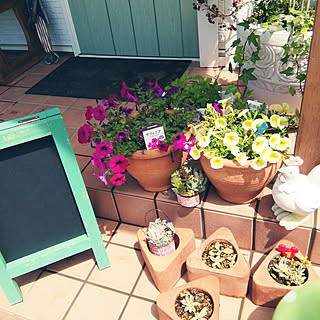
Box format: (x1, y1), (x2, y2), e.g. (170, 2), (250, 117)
(270, 115), (280, 128)
(210, 157), (223, 169)
(281, 103), (291, 113)
(203, 151), (213, 159)
(215, 118), (227, 129)
(268, 151), (282, 163)
(250, 157), (268, 170)
(198, 135), (211, 148)
(189, 146), (201, 160)
(238, 108), (249, 118)
(188, 124), (197, 135)
(277, 116), (289, 130)
(252, 137), (268, 153)
(223, 132), (239, 147)
(242, 119), (254, 131)
(207, 127), (214, 137)
(236, 153), (248, 166)
(277, 137), (291, 151)
(260, 146), (272, 161)
(230, 146), (240, 156)
(253, 118), (265, 131)
(269, 104), (282, 112)
(269, 133), (281, 149)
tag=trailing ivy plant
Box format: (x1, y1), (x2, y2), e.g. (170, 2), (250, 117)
(229, 0), (315, 96)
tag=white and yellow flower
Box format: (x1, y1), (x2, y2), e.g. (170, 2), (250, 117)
(281, 103), (291, 113)
(250, 157), (268, 170)
(215, 118), (227, 129)
(236, 153), (248, 166)
(252, 137), (268, 153)
(203, 150), (214, 159)
(242, 119), (254, 131)
(190, 146), (201, 160)
(188, 123), (197, 135)
(238, 108), (249, 118)
(269, 104), (282, 112)
(198, 135), (211, 148)
(207, 127), (214, 137)
(253, 118), (265, 131)
(260, 146), (272, 161)
(210, 157), (224, 169)
(270, 114), (280, 128)
(268, 151), (282, 163)
(218, 97), (232, 108)
(269, 133), (281, 149)
(277, 116), (289, 130)
(260, 114), (269, 123)
(277, 137), (291, 151)
(230, 146), (240, 156)
(223, 132), (239, 147)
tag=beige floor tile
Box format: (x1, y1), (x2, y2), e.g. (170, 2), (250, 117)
(65, 283), (128, 320)
(75, 155), (90, 172)
(45, 96), (77, 107)
(97, 218), (119, 242)
(111, 223), (141, 249)
(133, 267), (160, 300)
(0, 87), (26, 102)
(251, 252), (266, 275)
(121, 297), (158, 320)
(311, 263), (320, 277)
(46, 250), (95, 280)
(240, 298), (274, 320)
(18, 94), (49, 105)
(14, 272), (82, 320)
(61, 108), (86, 128)
(174, 272), (188, 287)
(15, 74), (46, 88)
(0, 270), (42, 313)
(1, 103), (37, 121)
(240, 249), (252, 265)
(219, 295), (242, 320)
(0, 101), (13, 113)
(88, 244), (144, 293)
(0, 310), (16, 320)
(70, 98), (97, 110)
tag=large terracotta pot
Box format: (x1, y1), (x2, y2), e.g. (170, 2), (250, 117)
(200, 155), (281, 204)
(127, 146), (182, 192)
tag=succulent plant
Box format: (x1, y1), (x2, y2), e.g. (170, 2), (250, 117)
(181, 292), (200, 313)
(190, 307), (208, 320)
(205, 241), (237, 269)
(171, 164), (207, 196)
(145, 218), (174, 247)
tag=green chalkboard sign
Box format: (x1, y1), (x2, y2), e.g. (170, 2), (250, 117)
(0, 108), (110, 304)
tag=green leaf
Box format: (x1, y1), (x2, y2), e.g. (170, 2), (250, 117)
(289, 86), (296, 96)
(296, 73), (306, 82)
(225, 83), (238, 95)
(280, 67), (294, 76)
(222, 247), (234, 254)
(238, 20), (250, 30)
(228, 62), (233, 73)
(250, 51), (260, 63)
(246, 89), (254, 97)
(239, 68), (257, 86)
(247, 32), (260, 48)
(231, 38), (241, 47)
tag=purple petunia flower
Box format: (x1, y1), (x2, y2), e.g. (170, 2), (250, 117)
(93, 105), (106, 121)
(85, 105), (93, 120)
(152, 83), (163, 97)
(110, 173), (126, 186)
(120, 106), (133, 116)
(109, 155), (128, 173)
(115, 130), (130, 142)
(78, 124), (94, 144)
(95, 141), (114, 158)
(174, 132), (187, 150)
(158, 141), (169, 152)
(213, 103), (223, 116)
(187, 103), (195, 111)
(197, 110), (205, 122)
(121, 82), (127, 98)
(93, 173), (110, 187)
(146, 82), (154, 88)
(165, 86), (180, 96)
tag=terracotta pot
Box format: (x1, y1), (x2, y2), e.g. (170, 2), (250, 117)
(127, 146), (182, 192)
(148, 238), (176, 256)
(200, 155), (281, 204)
(187, 227), (250, 298)
(137, 227), (196, 292)
(157, 276), (220, 320)
(176, 193), (200, 208)
(252, 239), (320, 307)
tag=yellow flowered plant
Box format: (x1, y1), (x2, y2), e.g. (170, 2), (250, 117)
(190, 94), (298, 170)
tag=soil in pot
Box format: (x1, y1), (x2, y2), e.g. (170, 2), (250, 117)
(175, 288), (213, 320)
(202, 240), (237, 269)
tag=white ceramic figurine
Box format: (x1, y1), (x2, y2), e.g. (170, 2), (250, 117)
(272, 156), (320, 230)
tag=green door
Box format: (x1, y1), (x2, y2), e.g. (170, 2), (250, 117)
(67, 0), (199, 58)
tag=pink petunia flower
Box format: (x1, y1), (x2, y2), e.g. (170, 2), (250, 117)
(158, 142), (169, 152)
(91, 152), (105, 173)
(115, 130), (130, 142)
(93, 173), (110, 187)
(126, 91), (138, 103)
(110, 173), (126, 186)
(121, 82), (127, 98)
(139, 129), (143, 137)
(213, 103), (223, 116)
(95, 141), (114, 158)
(93, 105), (106, 121)
(78, 124), (94, 144)
(85, 105), (93, 120)
(109, 155), (128, 173)
(174, 132), (187, 150)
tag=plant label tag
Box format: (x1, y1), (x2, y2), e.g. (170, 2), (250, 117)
(247, 100), (264, 113)
(167, 222), (175, 233)
(141, 122), (166, 149)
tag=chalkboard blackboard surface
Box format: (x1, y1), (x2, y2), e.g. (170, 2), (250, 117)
(0, 108), (110, 304)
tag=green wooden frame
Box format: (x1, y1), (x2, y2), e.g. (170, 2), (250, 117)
(0, 108), (110, 304)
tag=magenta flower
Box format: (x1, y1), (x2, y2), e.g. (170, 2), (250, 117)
(139, 129), (143, 137)
(109, 155), (128, 173)
(213, 103), (223, 116)
(121, 82), (127, 98)
(148, 142), (158, 150)
(110, 173), (126, 186)
(158, 141), (169, 152)
(152, 83), (163, 97)
(91, 152), (105, 173)
(165, 86), (180, 96)
(183, 138), (196, 153)
(95, 141), (114, 158)
(151, 138), (159, 144)
(115, 130), (130, 142)
(146, 82), (154, 88)
(174, 132), (187, 150)
(78, 124), (94, 144)
(93, 173), (110, 187)
(126, 91), (138, 103)
(109, 94), (119, 108)
(93, 105), (106, 121)
(85, 105), (93, 120)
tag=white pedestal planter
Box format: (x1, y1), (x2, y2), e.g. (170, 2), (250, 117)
(238, 26), (311, 111)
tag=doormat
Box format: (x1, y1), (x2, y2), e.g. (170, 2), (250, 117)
(26, 57), (192, 99)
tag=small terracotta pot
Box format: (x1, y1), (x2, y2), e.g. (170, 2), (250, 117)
(127, 146), (182, 192)
(252, 239), (320, 307)
(148, 238), (176, 256)
(137, 227), (196, 292)
(157, 276), (220, 320)
(176, 193), (200, 208)
(187, 227), (250, 298)
(200, 155), (281, 204)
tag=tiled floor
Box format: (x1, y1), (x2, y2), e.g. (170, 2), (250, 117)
(0, 54), (319, 320)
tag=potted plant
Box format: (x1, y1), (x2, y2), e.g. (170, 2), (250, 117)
(187, 86), (299, 203)
(77, 74), (222, 191)
(171, 164), (208, 208)
(251, 239), (320, 307)
(230, 0), (316, 109)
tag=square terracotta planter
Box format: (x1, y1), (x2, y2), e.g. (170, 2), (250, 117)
(137, 227), (196, 292)
(252, 239), (320, 307)
(186, 227), (250, 298)
(156, 276), (220, 320)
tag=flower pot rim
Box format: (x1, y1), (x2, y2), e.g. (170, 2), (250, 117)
(128, 144), (176, 160)
(177, 192), (199, 198)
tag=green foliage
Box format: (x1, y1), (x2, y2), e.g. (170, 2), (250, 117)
(145, 218), (174, 247)
(207, 241), (237, 269)
(171, 164), (208, 196)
